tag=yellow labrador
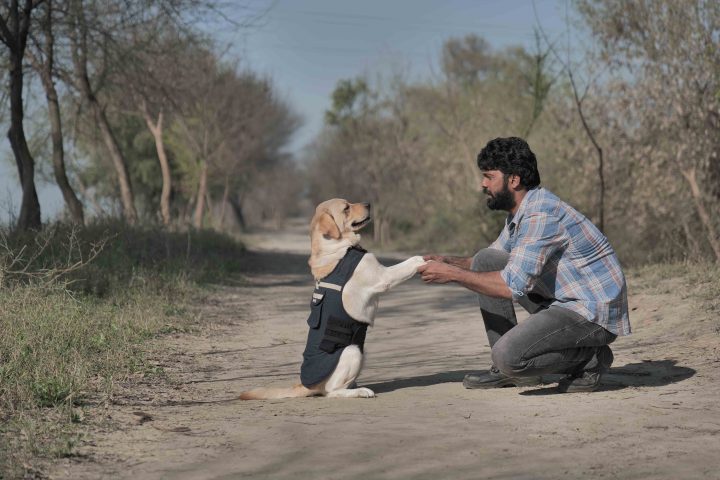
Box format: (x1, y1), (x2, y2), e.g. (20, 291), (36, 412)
(240, 199), (425, 399)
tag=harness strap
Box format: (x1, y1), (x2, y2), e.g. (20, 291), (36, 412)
(317, 281), (342, 291)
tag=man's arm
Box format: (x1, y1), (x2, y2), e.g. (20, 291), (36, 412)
(417, 261), (512, 299)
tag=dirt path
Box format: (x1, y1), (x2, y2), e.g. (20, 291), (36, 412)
(53, 225), (720, 480)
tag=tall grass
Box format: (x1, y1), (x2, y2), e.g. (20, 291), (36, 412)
(0, 220), (246, 477)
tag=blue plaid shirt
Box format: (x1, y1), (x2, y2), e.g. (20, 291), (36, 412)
(491, 187), (631, 336)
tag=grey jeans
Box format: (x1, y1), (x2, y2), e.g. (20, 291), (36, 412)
(472, 248), (617, 377)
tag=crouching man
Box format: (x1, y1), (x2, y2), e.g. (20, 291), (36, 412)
(419, 137), (630, 392)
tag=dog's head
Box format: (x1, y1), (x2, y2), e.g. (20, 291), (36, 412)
(311, 199), (372, 241)
(309, 199), (371, 279)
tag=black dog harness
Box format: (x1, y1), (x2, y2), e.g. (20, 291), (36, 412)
(300, 246), (369, 387)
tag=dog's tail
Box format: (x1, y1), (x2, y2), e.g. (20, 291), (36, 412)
(239, 384), (316, 400)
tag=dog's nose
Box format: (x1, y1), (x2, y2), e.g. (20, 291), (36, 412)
(364, 203), (371, 210)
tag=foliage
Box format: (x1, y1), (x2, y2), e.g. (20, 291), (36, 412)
(306, 3), (720, 265)
(0, 221), (247, 476)
(305, 36), (583, 254)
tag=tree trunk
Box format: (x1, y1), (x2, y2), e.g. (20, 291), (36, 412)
(229, 195), (246, 231)
(681, 220), (702, 261)
(90, 100), (138, 225)
(193, 160), (208, 229)
(46, 83), (84, 225)
(681, 166), (720, 262)
(34, 1), (84, 225)
(373, 212), (381, 244)
(8, 49), (41, 231)
(205, 191), (216, 228)
(142, 107), (172, 226)
(380, 218), (390, 246)
(460, 140), (484, 192)
(219, 176), (230, 229)
(68, 5), (136, 225)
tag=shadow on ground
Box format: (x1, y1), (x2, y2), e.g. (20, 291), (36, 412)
(520, 359), (696, 396)
(364, 370), (474, 394)
(362, 360), (696, 396)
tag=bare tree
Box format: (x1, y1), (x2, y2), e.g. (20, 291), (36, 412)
(120, 25), (205, 226)
(26, 0), (84, 224)
(578, 0), (720, 261)
(534, 3), (608, 232)
(62, 0), (138, 224)
(0, 0), (44, 231)
(165, 48), (298, 230)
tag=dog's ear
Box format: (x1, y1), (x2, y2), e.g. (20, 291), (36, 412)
(316, 211), (341, 239)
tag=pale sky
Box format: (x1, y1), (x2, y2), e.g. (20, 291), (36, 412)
(0, 0), (571, 223)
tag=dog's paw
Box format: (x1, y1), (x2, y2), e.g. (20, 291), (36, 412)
(356, 387), (375, 398)
(408, 255), (427, 267)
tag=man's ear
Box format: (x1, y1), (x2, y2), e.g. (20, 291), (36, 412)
(317, 211), (341, 239)
(509, 174), (522, 189)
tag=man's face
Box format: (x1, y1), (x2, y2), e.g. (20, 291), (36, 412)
(481, 170), (516, 211)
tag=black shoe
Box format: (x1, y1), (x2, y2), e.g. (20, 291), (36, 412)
(463, 366), (542, 389)
(557, 345), (614, 393)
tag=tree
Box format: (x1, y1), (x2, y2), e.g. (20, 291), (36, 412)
(117, 24), (206, 226)
(62, 0), (139, 224)
(0, 0), (44, 231)
(578, 0), (720, 261)
(26, 0), (84, 224)
(169, 54), (298, 229)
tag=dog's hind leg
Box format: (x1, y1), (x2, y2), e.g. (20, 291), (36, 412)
(324, 345), (375, 398)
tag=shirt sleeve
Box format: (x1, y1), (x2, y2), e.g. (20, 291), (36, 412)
(489, 223), (511, 252)
(501, 213), (566, 299)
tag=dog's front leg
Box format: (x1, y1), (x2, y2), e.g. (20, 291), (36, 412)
(373, 256), (426, 293)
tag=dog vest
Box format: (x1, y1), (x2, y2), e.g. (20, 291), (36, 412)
(300, 246), (369, 387)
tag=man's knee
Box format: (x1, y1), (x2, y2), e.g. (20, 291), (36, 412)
(491, 336), (526, 376)
(472, 248), (510, 273)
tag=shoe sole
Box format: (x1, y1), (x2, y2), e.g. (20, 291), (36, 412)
(463, 377), (542, 389)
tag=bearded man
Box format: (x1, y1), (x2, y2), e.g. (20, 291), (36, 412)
(418, 137), (630, 393)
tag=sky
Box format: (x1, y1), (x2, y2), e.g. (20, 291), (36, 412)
(0, 0), (571, 223)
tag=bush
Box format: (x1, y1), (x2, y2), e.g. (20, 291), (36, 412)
(0, 220), (246, 475)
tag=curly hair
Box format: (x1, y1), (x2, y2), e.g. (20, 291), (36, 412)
(476, 137), (541, 189)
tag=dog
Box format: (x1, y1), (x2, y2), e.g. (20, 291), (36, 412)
(239, 199), (425, 399)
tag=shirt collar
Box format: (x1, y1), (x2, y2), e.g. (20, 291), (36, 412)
(506, 187), (541, 229)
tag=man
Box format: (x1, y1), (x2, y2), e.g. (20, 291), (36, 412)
(418, 137), (629, 393)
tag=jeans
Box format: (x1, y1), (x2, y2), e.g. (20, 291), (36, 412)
(471, 248), (617, 377)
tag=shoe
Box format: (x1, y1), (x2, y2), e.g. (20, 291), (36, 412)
(463, 366), (542, 389)
(557, 345), (614, 393)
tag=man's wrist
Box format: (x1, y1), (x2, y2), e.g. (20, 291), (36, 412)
(446, 256), (472, 269)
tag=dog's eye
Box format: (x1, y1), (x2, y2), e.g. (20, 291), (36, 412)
(344, 204), (350, 212)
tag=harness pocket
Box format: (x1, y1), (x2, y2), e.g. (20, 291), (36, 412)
(307, 292), (324, 329)
(319, 315), (361, 354)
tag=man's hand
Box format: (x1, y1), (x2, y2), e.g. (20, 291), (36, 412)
(417, 261), (461, 284)
(422, 254), (472, 270)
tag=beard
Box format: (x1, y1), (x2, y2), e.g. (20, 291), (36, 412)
(484, 177), (516, 211)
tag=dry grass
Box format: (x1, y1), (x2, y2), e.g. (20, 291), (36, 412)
(0, 221), (246, 478)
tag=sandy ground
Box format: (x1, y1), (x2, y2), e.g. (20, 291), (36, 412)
(51, 223), (720, 480)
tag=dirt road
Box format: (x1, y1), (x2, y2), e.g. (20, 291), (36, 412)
(54, 225), (720, 479)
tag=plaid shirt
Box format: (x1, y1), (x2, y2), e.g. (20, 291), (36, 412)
(491, 187), (631, 336)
